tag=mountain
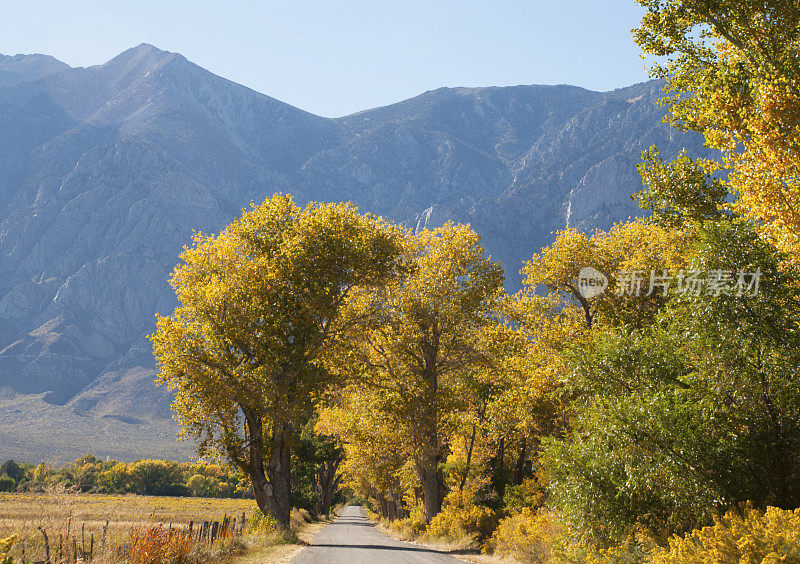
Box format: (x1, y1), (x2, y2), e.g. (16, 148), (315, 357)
(0, 53), (70, 87)
(0, 44), (708, 463)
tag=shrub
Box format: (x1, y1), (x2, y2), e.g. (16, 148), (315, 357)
(652, 505), (800, 563)
(484, 508), (557, 563)
(426, 491), (497, 544)
(504, 475), (547, 514)
(291, 508), (313, 527)
(389, 503), (428, 538)
(246, 508), (278, 535)
(246, 508), (297, 542)
(127, 460), (188, 496)
(554, 535), (654, 564)
(32, 462), (50, 484)
(0, 461), (23, 484)
(97, 462), (132, 492)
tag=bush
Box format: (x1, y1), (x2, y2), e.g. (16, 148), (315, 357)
(246, 508), (278, 534)
(426, 491), (497, 544)
(0, 461), (23, 484)
(246, 508), (297, 543)
(504, 474), (547, 514)
(290, 508), (313, 527)
(388, 503), (428, 538)
(652, 505), (800, 563)
(483, 508), (557, 563)
(0, 475), (15, 492)
(127, 460), (188, 496)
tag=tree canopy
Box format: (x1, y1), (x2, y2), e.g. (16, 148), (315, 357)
(152, 193), (403, 530)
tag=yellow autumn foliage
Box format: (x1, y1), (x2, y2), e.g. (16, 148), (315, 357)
(426, 490), (497, 543)
(389, 502), (428, 537)
(484, 508), (558, 563)
(635, 1), (800, 262)
(521, 219), (690, 330)
(0, 534), (16, 563)
(652, 505), (800, 563)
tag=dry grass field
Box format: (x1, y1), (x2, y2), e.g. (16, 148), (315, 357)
(0, 490), (270, 562)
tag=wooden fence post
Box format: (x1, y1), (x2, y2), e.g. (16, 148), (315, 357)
(37, 527), (50, 563)
(100, 520), (108, 556)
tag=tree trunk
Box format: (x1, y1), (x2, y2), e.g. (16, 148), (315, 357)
(378, 494), (389, 519)
(245, 412), (293, 533)
(417, 323), (445, 522)
(265, 420), (293, 531)
(245, 412), (277, 527)
(319, 473), (337, 518)
(418, 452), (443, 522)
(493, 437), (506, 501)
(513, 437), (527, 485)
(319, 455), (342, 518)
(392, 492), (405, 519)
(459, 424), (477, 493)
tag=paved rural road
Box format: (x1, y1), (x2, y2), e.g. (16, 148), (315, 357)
(291, 505), (464, 563)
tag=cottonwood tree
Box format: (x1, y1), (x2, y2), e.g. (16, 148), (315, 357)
(317, 390), (411, 520)
(634, 0), (800, 260)
(522, 220), (690, 330)
(151, 194), (403, 531)
(330, 222), (505, 522)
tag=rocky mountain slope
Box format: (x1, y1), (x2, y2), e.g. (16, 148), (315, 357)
(0, 44), (707, 462)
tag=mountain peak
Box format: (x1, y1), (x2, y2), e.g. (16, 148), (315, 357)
(129, 43), (168, 56)
(97, 43), (177, 75)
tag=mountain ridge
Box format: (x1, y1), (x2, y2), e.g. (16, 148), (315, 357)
(0, 52), (70, 88)
(0, 45), (708, 462)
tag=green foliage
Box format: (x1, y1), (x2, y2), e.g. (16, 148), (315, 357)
(15, 455), (252, 498)
(0, 461), (23, 484)
(291, 422), (344, 516)
(127, 460), (190, 496)
(0, 475), (15, 492)
(636, 148), (729, 227)
(544, 219), (800, 545)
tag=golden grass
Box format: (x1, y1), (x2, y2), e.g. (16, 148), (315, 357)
(230, 509), (333, 564)
(128, 525), (194, 563)
(0, 490), (256, 563)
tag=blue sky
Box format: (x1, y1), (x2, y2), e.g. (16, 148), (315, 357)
(0, 0), (651, 117)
